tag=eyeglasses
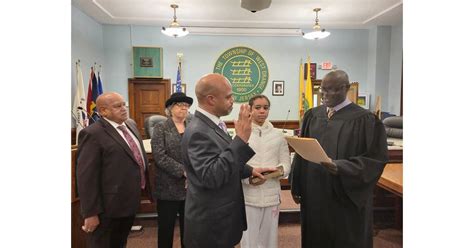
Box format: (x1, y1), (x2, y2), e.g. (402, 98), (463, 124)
(174, 102), (190, 108)
(318, 85), (346, 94)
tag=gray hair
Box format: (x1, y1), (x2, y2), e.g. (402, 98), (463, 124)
(164, 104), (174, 117)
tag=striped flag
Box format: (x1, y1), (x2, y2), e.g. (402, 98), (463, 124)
(97, 70), (103, 95)
(176, 62), (182, 92)
(86, 67), (100, 123)
(73, 63), (88, 143)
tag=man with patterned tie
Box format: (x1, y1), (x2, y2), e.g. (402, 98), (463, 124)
(181, 73), (276, 248)
(290, 70), (388, 248)
(76, 92), (148, 248)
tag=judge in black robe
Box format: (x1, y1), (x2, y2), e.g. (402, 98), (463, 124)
(290, 70), (388, 248)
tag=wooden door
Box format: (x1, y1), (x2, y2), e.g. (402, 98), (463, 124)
(128, 78), (171, 137)
(312, 79), (322, 106)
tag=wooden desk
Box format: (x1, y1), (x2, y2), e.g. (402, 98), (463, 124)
(388, 146), (403, 162)
(376, 163), (403, 229)
(377, 163), (403, 197)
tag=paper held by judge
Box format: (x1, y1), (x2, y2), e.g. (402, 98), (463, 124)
(285, 136), (332, 164)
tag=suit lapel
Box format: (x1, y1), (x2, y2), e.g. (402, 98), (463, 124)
(125, 119), (141, 141)
(100, 119), (139, 166)
(215, 127), (232, 143)
(195, 111), (232, 143)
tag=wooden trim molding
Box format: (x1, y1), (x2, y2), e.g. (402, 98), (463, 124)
(224, 120), (300, 130)
(71, 128), (76, 146)
(71, 145), (78, 203)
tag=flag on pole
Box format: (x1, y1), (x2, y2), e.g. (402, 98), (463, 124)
(97, 70), (103, 95)
(298, 59), (305, 121)
(73, 63), (88, 143)
(304, 56), (313, 111)
(176, 62), (182, 93)
(86, 67), (100, 123)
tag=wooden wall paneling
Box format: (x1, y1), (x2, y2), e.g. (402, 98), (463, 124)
(71, 128), (76, 146)
(388, 149), (403, 162)
(71, 145), (78, 202)
(71, 145), (86, 248)
(138, 154), (157, 214)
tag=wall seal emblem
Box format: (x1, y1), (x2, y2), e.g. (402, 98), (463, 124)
(213, 46), (269, 103)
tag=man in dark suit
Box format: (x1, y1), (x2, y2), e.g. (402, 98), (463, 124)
(76, 92), (148, 248)
(181, 73), (275, 248)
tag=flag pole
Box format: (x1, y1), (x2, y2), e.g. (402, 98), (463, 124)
(176, 53), (183, 93)
(298, 58), (304, 125)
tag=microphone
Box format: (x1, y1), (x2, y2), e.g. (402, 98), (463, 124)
(282, 109), (290, 134)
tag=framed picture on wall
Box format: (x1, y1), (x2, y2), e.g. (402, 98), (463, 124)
(172, 83), (187, 94)
(272, 80), (284, 96)
(132, 46), (163, 78)
(139, 57), (153, 67)
(357, 93), (370, 109)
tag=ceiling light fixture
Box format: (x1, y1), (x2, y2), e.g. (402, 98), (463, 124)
(302, 8), (330, 40)
(161, 4), (189, 38)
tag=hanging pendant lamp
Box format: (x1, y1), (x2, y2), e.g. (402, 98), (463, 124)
(161, 4), (189, 38)
(302, 8), (330, 40)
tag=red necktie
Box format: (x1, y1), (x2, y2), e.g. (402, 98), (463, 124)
(117, 125), (146, 189)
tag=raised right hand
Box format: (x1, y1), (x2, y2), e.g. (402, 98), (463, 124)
(234, 104), (253, 143)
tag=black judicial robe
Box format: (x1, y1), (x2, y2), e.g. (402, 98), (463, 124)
(290, 103), (388, 248)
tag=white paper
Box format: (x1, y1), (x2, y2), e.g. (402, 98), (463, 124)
(143, 139), (152, 154)
(285, 136), (331, 164)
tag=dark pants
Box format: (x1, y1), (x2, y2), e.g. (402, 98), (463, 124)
(86, 215), (135, 248)
(156, 199), (185, 248)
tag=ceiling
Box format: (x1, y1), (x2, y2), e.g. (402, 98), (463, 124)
(72, 0), (403, 35)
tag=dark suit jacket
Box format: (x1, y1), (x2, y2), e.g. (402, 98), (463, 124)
(181, 110), (255, 247)
(76, 118), (148, 218)
(150, 117), (188, 201)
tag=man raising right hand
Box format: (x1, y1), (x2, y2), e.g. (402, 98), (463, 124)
(181, 73), (275, 248)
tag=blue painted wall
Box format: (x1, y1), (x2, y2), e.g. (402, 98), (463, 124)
(102, 24), (369, 121)
(71, 5), (104, 125)
(388, 24), (403, 115)
(375, 26), (392, 112)
(366, 25), (403, 114)
(72, 6), (402, 125)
